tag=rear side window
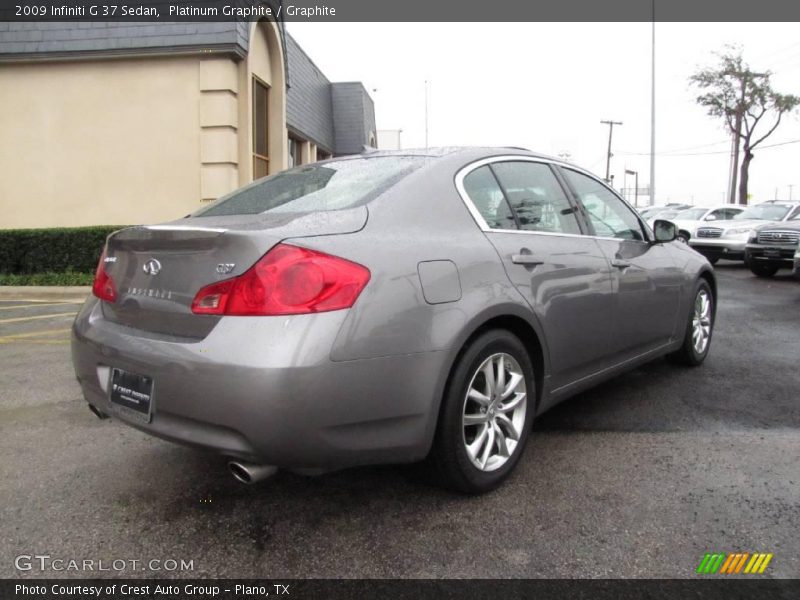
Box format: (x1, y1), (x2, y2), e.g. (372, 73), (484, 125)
(490, 162), (581, 235)
(462, 166), (517, 230)
(194, 156), (425, 217)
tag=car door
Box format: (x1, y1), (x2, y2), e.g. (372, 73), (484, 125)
(558, 167), (683, 360)
(459, 158), (615, 391)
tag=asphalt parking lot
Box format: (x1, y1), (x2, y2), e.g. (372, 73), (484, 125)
(1, 263), (798, 579)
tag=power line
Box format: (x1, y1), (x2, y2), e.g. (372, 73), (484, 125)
(618, 138), (800, 157)
(655, 138), (731, 154)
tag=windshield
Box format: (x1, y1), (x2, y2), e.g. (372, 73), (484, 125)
(734, 205), (791, 221)
(674, 208), (707, 220)
(193, 156), (426, 217)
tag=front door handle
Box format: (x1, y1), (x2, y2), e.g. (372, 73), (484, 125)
(611, 258), (631, 269)
(512, 253), (544, 266)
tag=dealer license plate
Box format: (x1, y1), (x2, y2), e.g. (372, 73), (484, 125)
(109, 368), (153, 423)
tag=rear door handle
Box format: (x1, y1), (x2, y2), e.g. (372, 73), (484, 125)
(611, 258), (631, 269)
(511, 253), (544, 266)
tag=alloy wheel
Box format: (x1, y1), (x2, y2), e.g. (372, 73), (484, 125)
(462, 353), (527, 472)
(692, 289), (712, 355)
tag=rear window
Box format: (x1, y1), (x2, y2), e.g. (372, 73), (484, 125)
(193, 156), (425, 217)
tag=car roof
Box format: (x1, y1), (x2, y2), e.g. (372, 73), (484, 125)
(351, 146), (574, 166)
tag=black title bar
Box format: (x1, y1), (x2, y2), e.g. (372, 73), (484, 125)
(2, 0), (800, 22)
(3, 579), (800, 600)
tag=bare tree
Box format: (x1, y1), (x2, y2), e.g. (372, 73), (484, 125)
(690, 47), (799, 204)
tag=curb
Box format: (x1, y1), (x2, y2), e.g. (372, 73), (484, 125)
(0, 286), (91, 303)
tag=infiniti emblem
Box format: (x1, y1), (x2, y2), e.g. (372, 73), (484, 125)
(143, 258), (162, 276)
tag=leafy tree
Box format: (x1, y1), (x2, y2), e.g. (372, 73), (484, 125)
(690, 47), (799, 204)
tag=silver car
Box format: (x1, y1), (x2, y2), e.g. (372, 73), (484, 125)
(72, 148), (716, 493)
(690, 202), (800, 264)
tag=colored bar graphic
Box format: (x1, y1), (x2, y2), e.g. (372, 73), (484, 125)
(733, 553), (749, 573)
(758, 554), (773, 573)
(718, 554), (735, 574)
(697, 552), (773, 575)
(697, 554), (712, 574)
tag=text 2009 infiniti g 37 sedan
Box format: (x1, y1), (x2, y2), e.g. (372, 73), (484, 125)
(72, 147), (716, 493)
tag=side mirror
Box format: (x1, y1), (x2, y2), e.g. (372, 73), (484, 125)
(705, 214), (717, 221)
(653, 219), (677, 243)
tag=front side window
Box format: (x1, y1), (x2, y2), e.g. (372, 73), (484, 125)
(462, 166), (516, 230)
(194, 156), (425, 217)
(490, 162), (581, 234)
(562, 169), (645, 241)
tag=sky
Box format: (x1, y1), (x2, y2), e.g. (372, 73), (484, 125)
(287, 22), (800, 207)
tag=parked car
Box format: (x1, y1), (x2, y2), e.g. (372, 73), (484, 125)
(660, 205), (745, 243)
(689, 202), (800, 264)
(795, 245), (800, 280)
(71, 148), (716, 494)
(745, 213), (800, 277)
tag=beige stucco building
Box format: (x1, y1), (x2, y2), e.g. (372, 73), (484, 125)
(0, 22), (377, 229)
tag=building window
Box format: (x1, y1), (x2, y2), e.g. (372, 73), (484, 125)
(253, 78), (269, 179)
(288, 135), (301, 168)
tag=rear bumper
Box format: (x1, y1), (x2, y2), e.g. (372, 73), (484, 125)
(689, 238), (746, 260)
(71, 298), (446, 469)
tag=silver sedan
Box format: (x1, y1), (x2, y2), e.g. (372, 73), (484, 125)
(72, 148), (716, 493)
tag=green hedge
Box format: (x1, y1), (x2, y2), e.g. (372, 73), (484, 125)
(0, 226), (126, 276)
(0, 272), (95, 286)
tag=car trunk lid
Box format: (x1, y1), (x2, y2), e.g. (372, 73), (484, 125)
(100, 207), (367, 339)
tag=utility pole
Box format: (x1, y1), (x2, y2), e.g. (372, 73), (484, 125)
(424, 80), (429, 149)
(649, 0), (656, 206)
(601, 120), (623, 183)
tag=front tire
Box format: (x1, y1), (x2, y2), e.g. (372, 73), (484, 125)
(668, 279), (714, 366)
(749, 262), (779, 278)
(432, 329), (535, 494)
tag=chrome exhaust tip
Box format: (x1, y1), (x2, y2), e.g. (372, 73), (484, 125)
(228, 461), (278, 485)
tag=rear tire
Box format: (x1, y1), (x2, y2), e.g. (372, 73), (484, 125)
(707, 256), (719, 265)
(432, 329), (535, 494)
(668, 279), (714, 366)
(749, 262), (779, 278)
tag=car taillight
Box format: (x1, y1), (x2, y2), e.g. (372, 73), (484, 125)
(92, 247), (117, 303)
(191, 244), (370, 316)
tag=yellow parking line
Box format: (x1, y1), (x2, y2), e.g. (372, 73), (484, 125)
(0, 328), (71, 340)
(0, 302), (82, 311)
(0, 339), (70, 345)
(0, 312), (76, 324)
